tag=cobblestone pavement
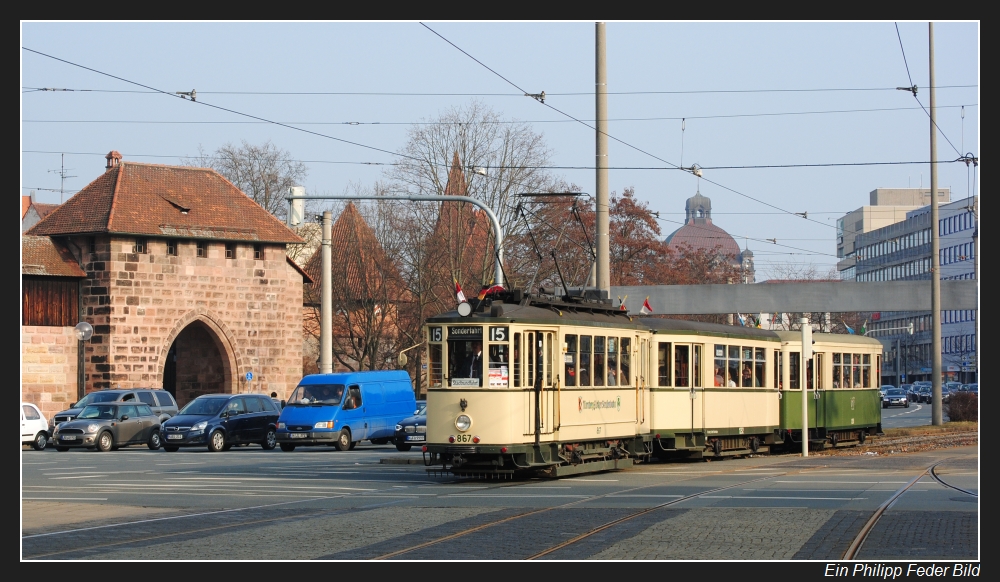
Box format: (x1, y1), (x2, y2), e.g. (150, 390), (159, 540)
(586, 508), (837, 560)
(857, 510), (978, 559)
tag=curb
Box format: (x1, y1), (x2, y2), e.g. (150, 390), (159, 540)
(379, 458), (423, 465)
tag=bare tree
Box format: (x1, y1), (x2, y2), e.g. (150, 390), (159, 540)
(185, 140), (307, 220)
(389, 100), (565, 291)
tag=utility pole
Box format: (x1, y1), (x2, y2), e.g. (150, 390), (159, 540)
(800, 317), (812, 457)
(928, 22), (943, 425)
(320, 211), (333, 374)
(47, 153), (76, 204)
(595, 22), (610, 295)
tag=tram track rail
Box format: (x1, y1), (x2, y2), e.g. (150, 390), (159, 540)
(842, 455), (976, 560)
(374, 463), (831, 560)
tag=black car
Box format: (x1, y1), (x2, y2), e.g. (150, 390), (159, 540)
(161, 394), (280, 452)
(50, 389), (178, 437)
(52, 403), (162, 451)
(393, 403), (427, 452)
(882, 389), (909, 408)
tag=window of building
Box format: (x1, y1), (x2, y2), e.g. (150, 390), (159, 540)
(88, 236), (96, 255)
(196, 241), (206, 257)
(225, 243), (236, 259)
(254, 244), (263, 260)
(133, 238), (147, 254)
(167, 239), (177, 256)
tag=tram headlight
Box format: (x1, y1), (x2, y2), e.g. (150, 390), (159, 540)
(455, 414), (472, 432)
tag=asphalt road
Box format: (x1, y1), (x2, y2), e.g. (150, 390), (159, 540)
(880, 401), (950, 429)
(21, 442), (979, 560)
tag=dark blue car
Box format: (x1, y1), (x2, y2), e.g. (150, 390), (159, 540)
(393, 403), (427, 451)
(160, 394), (280, 452)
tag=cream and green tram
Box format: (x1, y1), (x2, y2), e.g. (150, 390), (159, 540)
(422, 293), (652, 477)
(774, 332), (883, 448)
(642, 319), (783, 458)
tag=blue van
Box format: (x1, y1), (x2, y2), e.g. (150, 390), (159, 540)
(276, 371), (417, 451)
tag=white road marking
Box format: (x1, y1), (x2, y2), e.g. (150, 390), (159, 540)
(22, 497), (108, 501)
(773, 480), (909, 484)
(47, 475), (108, 480)
(700, 495), (869, 500)
(21, 495), (345, 539)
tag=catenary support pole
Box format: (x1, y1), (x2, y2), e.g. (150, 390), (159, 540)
(320, 211), (333, 374)
(595, 22), (610, 294)
(929, 22), (943, 425)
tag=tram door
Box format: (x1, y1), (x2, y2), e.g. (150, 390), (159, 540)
(523, 330), (556, 437)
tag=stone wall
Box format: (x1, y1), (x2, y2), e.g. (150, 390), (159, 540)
(21, 326), (77, 419)
(77, 236), (304, 400)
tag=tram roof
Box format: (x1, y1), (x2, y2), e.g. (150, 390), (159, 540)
(640, 318), (780, 341)
(774, 330), (883, 346)
(426, 297), (646, 330)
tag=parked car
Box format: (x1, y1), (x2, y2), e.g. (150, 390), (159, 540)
(21, 403), (49, 451)
(916, 384), (933, 403)
(878, 385), (895, 398)
(882, 389), (909, 409)
(52, 403), (162, 451)
(942, 382), (963, 403)
(960, 383), (978, 395)
(160, 393), (280, 452)
(393, 402), (427, 451)
(276, 371), (417, 452)
(49, 389), (178, 438)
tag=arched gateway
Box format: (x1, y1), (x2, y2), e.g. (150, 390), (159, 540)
(162, 312), (243, 406)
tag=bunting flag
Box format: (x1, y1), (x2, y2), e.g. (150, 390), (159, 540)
(455, 281), (466, 303)
(477, 284), (505, 300)
(618, 295), (628, 311)
(860, 320), (868, 335)
(737, 313), (746, 326)
(640, 297), (653, 315)
(843, 320), (855, 334)
(753, 315), (762, 328)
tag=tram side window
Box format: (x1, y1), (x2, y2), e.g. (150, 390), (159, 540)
(579, 336), (592, 386)
(594, 336), (606, 387)
(545, 332), (554, 386)
(833, 354), (842, 388)
(714, 344), (726, 387)
(675, 344), (690, 387)
(862, 354), (871, 388)
(487, 343), (509, 388)
(564, 334), (578, 386)
(806, 358), (814, 390)
(513, 333), (521, 388)
(620, 338), (631, 385)
(755, 348), (765, 387)
(728, 345), (740, 388)
(815, 354), (824, 390)
(607, 337), (618, 386)
(741, 346), (753, 387)
(658, 342), (671, 386)
(775, 350), (782, 389)
(429, 344), (443, 387)
(693, 345), (702, 388)
(789, 352), (801, 389)
(853, 354), (862, 388)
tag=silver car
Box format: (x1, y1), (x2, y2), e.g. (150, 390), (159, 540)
(52, 403), (162, 452)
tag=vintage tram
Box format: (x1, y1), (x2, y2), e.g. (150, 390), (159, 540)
(421, 289), (883, 477)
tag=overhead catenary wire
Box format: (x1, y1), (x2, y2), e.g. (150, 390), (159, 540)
(416, 23), (912, 242)
(21, 84), (978, 96)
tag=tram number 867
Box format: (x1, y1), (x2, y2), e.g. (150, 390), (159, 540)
(454, 434), (475, 443)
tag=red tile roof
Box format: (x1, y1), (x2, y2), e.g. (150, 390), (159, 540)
(21, 235), (87, 277)
(26, 161), (303, 244)
(304, 202), (402, 300)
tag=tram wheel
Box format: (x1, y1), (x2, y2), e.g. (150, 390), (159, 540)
(712, 440), (722, 456)
(858, 431), (866, 444)
(830, 433), (838, 448)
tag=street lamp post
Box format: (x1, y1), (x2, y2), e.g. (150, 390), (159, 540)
(74, 321), (94, 400)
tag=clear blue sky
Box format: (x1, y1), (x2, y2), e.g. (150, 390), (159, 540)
(20, 21), (979, 280)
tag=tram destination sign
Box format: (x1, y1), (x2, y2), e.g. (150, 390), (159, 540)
(448, 326), (483, 340)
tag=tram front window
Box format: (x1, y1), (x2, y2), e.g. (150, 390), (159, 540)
(448, 337), (483, 387)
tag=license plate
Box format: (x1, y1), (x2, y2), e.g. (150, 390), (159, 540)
(290, 433), (308, 439)
(167, 434), (183, 440)
(61, 435), (76, 441)
(406, 435), (425, 441)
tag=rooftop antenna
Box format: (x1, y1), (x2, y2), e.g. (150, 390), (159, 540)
(47, 153), (76, 204)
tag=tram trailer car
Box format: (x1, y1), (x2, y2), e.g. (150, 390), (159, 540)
(422, 290), (652, 478)
(773, 332), (883, 449)
(642, 319), (782, 459)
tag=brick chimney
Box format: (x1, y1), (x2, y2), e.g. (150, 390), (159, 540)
(105, 150), (122, 171)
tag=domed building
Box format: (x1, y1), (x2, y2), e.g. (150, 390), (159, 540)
(664, 191), (755, 283)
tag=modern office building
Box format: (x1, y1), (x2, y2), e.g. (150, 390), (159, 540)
(836, 188), (950, 280)
(849, 196), (978, 384)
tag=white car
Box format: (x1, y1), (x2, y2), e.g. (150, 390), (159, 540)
(21, 403), (49, 450)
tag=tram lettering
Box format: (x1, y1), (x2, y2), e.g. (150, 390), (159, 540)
(430, 327), (442, 342)
(489, 326), (508, 342)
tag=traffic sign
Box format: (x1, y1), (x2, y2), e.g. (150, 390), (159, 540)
(246, 371), (253, 382)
